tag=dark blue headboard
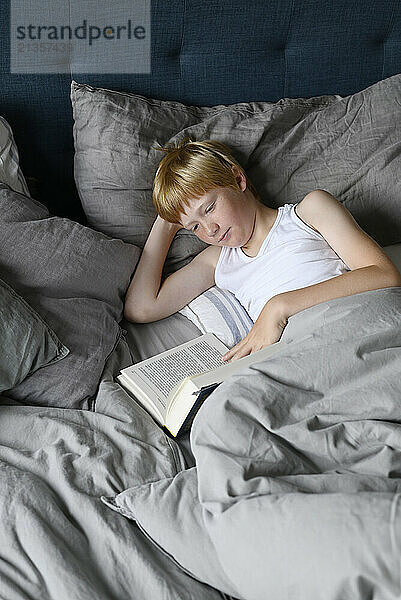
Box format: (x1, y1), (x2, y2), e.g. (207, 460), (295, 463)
(1, 0), (400, 223)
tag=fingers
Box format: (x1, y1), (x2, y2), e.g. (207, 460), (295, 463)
(222, 342), (239, 362)
(222, 342), (243, 362)
(222, 345), (250, 363)
(221, 348), (236, 362)
(231, 348), (251, 361)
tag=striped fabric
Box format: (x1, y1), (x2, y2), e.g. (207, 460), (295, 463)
(179, 286), (254, 349)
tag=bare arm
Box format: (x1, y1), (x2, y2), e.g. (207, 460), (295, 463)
(124, 216), (219, 323)
(124, 215), (181, 322)
(276, 190), (401, 319)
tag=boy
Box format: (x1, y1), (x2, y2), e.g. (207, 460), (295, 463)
(124, 139), (401, 362)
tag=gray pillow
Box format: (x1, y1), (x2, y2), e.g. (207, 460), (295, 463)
(0, 116), (30, 196)
(0, 277), (69, 392)
(120, 312), (202, 365)
(0, 184), (140, 409)
(71, 74), (401, 272)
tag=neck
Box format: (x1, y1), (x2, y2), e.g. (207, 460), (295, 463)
(241, 200), (277, 253)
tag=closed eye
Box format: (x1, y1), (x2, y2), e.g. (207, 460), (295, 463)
(191, 202), (215, 232)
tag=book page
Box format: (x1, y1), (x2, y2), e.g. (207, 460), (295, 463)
(193, 338), (288, 388)
(121, 333), (228, 411)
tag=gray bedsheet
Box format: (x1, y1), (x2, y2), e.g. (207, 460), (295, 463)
(0, 333), (225, 600)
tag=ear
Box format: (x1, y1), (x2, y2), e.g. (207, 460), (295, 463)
(231, 165), (247, 192)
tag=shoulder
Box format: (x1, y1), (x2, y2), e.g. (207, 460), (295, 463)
(295, 189), (400, 277)
(195, 244), (223, 271)
(295, 189), (340, 233)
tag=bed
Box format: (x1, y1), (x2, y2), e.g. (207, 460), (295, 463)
(1, 2), (401, 599)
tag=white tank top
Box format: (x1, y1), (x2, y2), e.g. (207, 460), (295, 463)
(215, 203), (350, 321)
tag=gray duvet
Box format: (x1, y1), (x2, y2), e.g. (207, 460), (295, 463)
(104, 287), (401, 600)
(191, 286), (401, 599)
(1, 287), (400, 600)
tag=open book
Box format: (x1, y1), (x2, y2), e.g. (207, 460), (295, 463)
(116, 332), (286, 438)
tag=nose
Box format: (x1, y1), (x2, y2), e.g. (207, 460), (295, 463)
(206, 224), (218, 238)
(201, 213), (219, 238)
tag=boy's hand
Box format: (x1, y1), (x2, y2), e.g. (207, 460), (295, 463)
(221, 297), (288, 362)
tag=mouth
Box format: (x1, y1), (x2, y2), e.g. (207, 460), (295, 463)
(219, 228), (230, 243)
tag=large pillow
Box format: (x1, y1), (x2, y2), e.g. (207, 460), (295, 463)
(0, 117), (30, 196)
(0, 184), (140, 409)
(71, 74), (401, 277)
(0, 276), (69, 392)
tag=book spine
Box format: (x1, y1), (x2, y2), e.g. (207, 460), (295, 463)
(175, 382), (220, 437)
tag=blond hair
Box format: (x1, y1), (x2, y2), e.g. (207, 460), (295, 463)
(152, 138), (259, 224)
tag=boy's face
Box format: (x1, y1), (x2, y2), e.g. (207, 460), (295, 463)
(178, 170), (257, 248)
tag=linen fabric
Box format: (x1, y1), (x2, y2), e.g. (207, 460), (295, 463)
(0, 116), (30, 196)
(0, 277), (69, 392)
(101, 467), (238, 597)
(0, 336), (221, 600)
(102, 287), (401, 600)
(0, 184), (140, 409)
(215, 202), (350, 321)
(72, 74), (401, 280)
(121, 312), (202, 365)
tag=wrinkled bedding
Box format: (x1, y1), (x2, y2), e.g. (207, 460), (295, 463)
(1, 287), (400, 600)
(0, 334), (224, 600)
(192, 286), (401, 599)
(104, 287), (401, 600)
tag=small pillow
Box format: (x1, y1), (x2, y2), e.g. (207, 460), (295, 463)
(0, 184), (140, 409)
(0, 277), (69, 392)
(0, 117), (30, 196)
(72, 74), (401, 279)
(178, 286), (253, 348)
